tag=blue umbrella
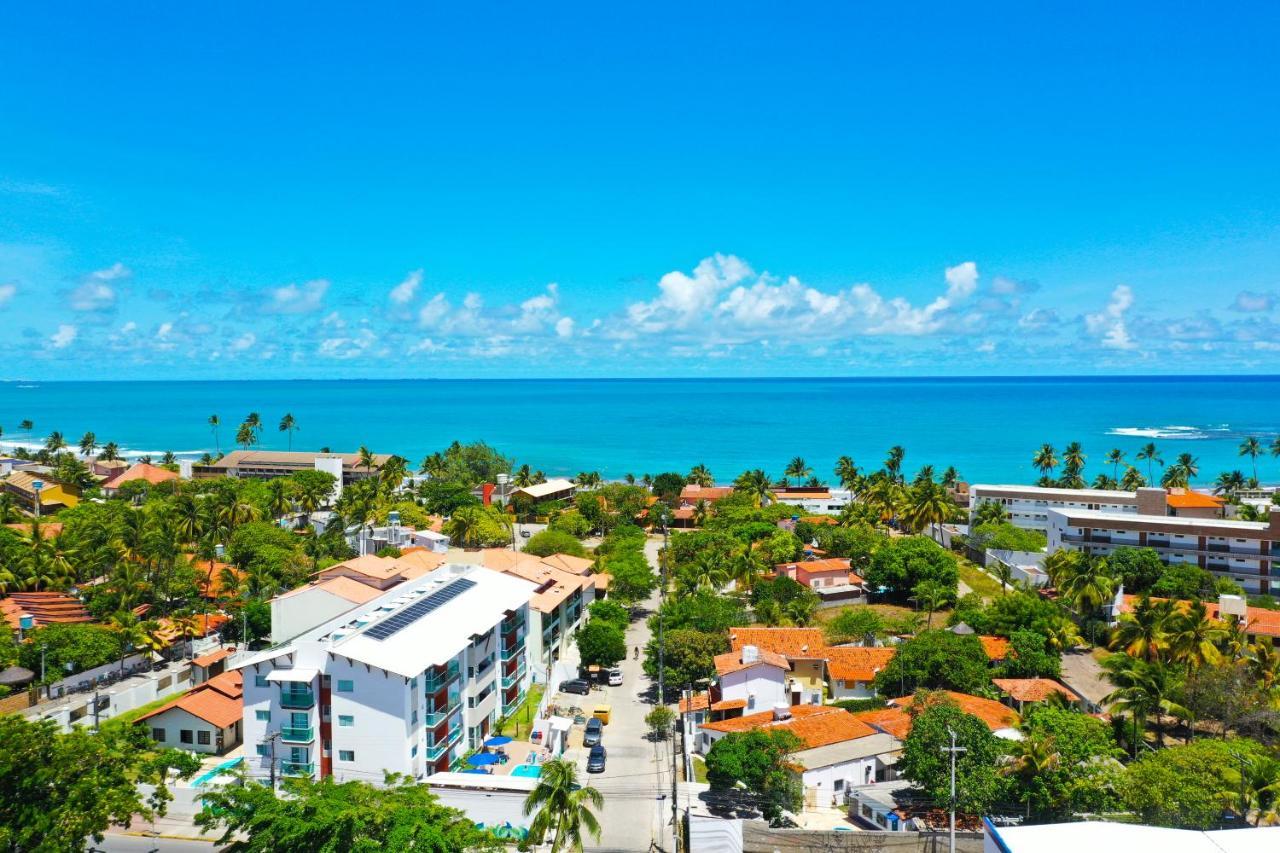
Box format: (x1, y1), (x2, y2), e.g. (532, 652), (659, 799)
(461, 768), (490, 774)
(468, 752), (501, 766)
(484, 735), (513, 747)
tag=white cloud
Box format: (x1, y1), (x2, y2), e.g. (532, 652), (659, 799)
(944, 261), (979, 301)
(317, 327), (377, 360)
(229, 332), (256, 351)
(48, 324), (77, 349)
(389, 269), (422, 305)
(265, 279), (329, 314)
(626, 253), (754, 332)
(409, 338), (448, 354)
(156, 322), (173, 340)
(0, 284), (14, 306)
(120, 321), (137, 334)
(976, 339), (997, 353)
(321, 311), (346, 329)
(90, 262), (130, 282)
(69, 281), (117, 311)
(1231, 290), (1276, 313)
(1084, 285), (1136, 350)
(555, 316), (575, 338)
(1019, 307), (1060, 330)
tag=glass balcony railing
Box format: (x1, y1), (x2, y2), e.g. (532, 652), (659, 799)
(424, 695), (462, 727)
(281, 761), (314, 776)
(279, 689), (315, 709)
(500, 638), (526, 661)
(280, 726), (314, 743)
(502, 691), (526, 716)
(424, 661), (461, 692)
(425, 725), (463, 760)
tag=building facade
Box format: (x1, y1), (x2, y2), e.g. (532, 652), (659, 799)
(238, 564), (534, 784)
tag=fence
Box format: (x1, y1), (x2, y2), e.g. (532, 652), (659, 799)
(742, 821), (983, 853)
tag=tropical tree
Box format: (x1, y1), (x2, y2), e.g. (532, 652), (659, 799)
(784, 456), (811, 481)
(1104, 448), (1125, 482)
(1109, 595), (1175, 662)
(1060, 441), (1086, 488)
(1058, 556), (1115, 617)
(913, 580), (951, 629)
(244, 411), (262, 435)
(18, 419), (32, 431)
(884, 445), (906, 483)
(733, 469), (773, 507)
(1167, 599), (1227, 669)
(44, 431), (66, 454)
(77, 431), (97, 458)
(1002, 732), (1061, 819)
(1239, 436), (1263, 484)
(1031, 443), (1059, 482)
(278, 413), (298, 450)
(940, 466), (961, 489)
(1102, 655), (1188, 753)
(1214, 469), (1247, 497)
(973, 500), (1008, 526)
(98, 441), (121, 462)
(1136, 442), (1163, 483)
(207, 414), (221, 455)
(358, 445), (377, 476)
(236, 422), (257, 451)
(523, 759), (603, 853)
(1120, 465), (1147, 490)
(900, 481), (954, 535)
(835, 456), (861, 491)
(687, 463), (713, 487)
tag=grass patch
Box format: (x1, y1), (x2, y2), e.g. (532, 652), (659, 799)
(691, 755), (708, 784)
(497, 682), (546, 739)
(109, 690), (188, 726)
(957, 559), (1005, 601)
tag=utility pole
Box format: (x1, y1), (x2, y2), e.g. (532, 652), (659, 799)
(658, 520), (678, 852)
(941, 727), (966, 853)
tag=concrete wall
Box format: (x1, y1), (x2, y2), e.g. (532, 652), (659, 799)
(720, 666), (787, 713)
(271, 587), (360, 644)
(743, 821), (983, 853)
(801, 758), (877, 808)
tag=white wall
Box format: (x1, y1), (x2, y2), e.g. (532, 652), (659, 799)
(802, 757), (878, 807)
(327, 654), (416, 783)
(719, 666), (787, 714)
(143, 705), (240, 755)
(271, 587), (360, 644)
(829, 679), (877, 701)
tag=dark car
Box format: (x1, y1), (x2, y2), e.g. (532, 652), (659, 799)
(587, 745), (607, 773)
(559, 679), (591, 696)
(583, 717), (603, 747)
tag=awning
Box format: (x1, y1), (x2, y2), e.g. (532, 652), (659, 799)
(266, 668), (319, 683)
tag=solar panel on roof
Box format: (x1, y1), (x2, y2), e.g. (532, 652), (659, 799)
(364, 578), (476, 640)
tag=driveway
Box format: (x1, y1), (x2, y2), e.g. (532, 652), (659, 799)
(1059, 649), (1112, 709)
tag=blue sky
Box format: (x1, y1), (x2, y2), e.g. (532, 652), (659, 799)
(2, 2), (1279, 378)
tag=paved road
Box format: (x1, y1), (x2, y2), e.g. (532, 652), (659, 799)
(89, 835), (217, 853)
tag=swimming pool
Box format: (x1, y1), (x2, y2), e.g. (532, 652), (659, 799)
(193, 757), (243, 787)
(509, 764), (542, 779)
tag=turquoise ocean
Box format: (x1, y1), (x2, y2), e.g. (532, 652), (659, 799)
(1, 377), (1278, 487)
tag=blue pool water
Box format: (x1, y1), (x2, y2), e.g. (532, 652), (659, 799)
(509, 763), (542, 779)
(192, 756), (243, 787)
(2, 376), (1279, 485)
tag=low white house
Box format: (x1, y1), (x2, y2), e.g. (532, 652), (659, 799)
(984, 819), (1280, 853)
(137, 671), (243, 755)
(714, 645), (790, 714)
(985, 549), (1049, 588)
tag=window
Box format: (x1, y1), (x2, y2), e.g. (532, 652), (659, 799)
(254, 675), (268, 688)
(197, 731), (211, 746)
(180, 729), (194, 744)
(338, 715), (354, 727)
(256, 744), (270, 757)
(834, 779), (844, 791)
(337, 680), (354, 693)
(411, 745), (418, 757)
(255, 710), (270, 721)
(411, 710), (418, 725)
(151, 728), (166, 742)
(339, 750), (355, 762)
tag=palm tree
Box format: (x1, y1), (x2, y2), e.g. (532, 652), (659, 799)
(523, 758), (603, 853)
(1214, 470), (1247, 497)
(901, 481), (953, 536)
(18, 419), (32, 431)
(1105, 448), (1126, 482)
(207, 414), (221, 454)
(1227, 754), (1280, 826)
(278, 413), (298, 450)
(1161, 462), (1189, 489)
(834, 456), (861, 491)
(443, 506), (487, 548)
(244, 412), (262, 435)
(1239, 437), (1263, 484)
(913, 580), (950, 629)
(265, 480), (293, 522)
(1002, 732), (1061, 819)
(1058, 557), (1115, 617)
(687, 464), (713, 487)
(1031, 443), (1059, 483)
(98, 442), (121, 462)
(884, 446), (906, 484)
(44, 431), (66, 454)
(235, 422), (256, 451)
(940, 466), (961, 489)
(1167, 600), (1227, 669)
(973, 500), (1008, 526)
(1120, 465), (1147, 491)
(733, 469), (773, 507)
(784, 594), (818, 627)
(0, 493), (15, 524)
(358, 445), (376, 476)
(728, 547), (764, 591)
(784, 457), (811, 480)
(1092, 473), (1117, 490)
(681, 550), (729, 594)
(1062, 441), (1086, 477)
(1102, 655), (1188, 753)
(1136, 442), (1163, 484)
(1175, 452), (1199, 483)
(912, 464), (935, 486)
(77, 431), (97, 458)
(692, 499), (710, 528)
(1108, 596), (1174, 662)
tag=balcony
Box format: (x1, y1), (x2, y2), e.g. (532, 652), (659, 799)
(279, 689), (315, 709)
(426, 725), (463, 760)
(424, 695), (462, 727)
(502, 691), (526, 716)
(281, 761), (314, 776)
(424, 661), (461, 692)
(500, 638), (526, 661)
(501, 668), (525, 689)
(280, 726), (314, 743)
(502, 614), (526, 633)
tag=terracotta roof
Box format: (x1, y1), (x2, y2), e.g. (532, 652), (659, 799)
(103, 462), (178, 490)
(978, 636), (1011, 660)
(729, 627), (827, 658)
(1165, 489), (1225, 509)
(678, 485), (733, 504)
(136, 682), (242, 728)
(714, 648), (791, 677)
(541, 553), (595, 576)
(204, 670), (243, 699)
(889, 691), (1020, 732)
(190, 556), (240, 600)
(824, 647), (896, 682)
(991, 678), (1079, 704)
(852, 707), (913, 739)
(1120, 594), (1280, 640)
(593, 572), (611, 590)
(321, 554), (405, 581)
(701, 704), (877, 749)
(191, 647), (235, 668)
(679, 692), (711, 714)
(711, 698), (748, 712)
(390, 550), (445, 579)
(776, 558), (852, 576)
(800, 516), (839, 526)
(152, 613), (230, 646)
(497, 560), (587, 613)
(0, 591), (92, 629)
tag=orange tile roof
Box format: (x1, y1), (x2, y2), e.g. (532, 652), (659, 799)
(714, 648), (791, 677)
(541, 553), (595, 575)
(800, 516), (839, 526)
(498, 560), (586, 613)
(889, 691), (1019, 732)
(204, 670), (243, 699)
(824, 647), (896, 682)
(395, 550), (447, 578)
(136, 682), (242, 729)
(776, 558), (852, 576)
(729, 627), (827, 658)
(701, 704), (877, 749)
(679, 485), (733, 504)
(191, 647), (236, 668)
(152, 613), (230, 646)
(711, 698), (748, 712)
(593, 572), (611, 590)
(0, 591), (92, 629)
(852, 707), (913, 739)
(103, 462), (179, 489)
(679, 692), (711, 714)
(1165, 489), (1225, 509)
(978, 636), (1011, 660)
(991, 678), (1079, 704)
(321, 554), (405, 580)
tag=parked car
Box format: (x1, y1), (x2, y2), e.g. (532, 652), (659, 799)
(583, 717), (603, 747)
(607, 667), (623, 686)
(559, 679), (591, 696)
(587, 745), (607, 773)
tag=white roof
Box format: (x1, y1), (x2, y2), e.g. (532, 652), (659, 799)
(988, 821), (1280, 853)
(425, 770), (540, 793)
(1049, 507), (1270, 532)
(792, 732), (900, 770)
(515, 478), (575, 499)
(971, 484), (1138, 501)
(266, 668), (318, 683)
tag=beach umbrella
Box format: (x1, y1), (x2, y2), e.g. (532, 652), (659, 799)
(484, 735), (512, 747)
(461, 769), (489, 775)
(493, 822), (522, 840)
(0, 666), (34, 687)
(467, 752), (501, 766)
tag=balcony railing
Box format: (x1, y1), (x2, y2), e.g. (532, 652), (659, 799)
(502, 691), (526, 716)
(501, 668), (525, 689)
(281, 761), (314, 776)
(424, 695), (462, 727)
(280, 726), (314, 743)
(500, 638), (526, 661)
(424, 661), (461, 692)
(426, 725), (463, 760)
(502, 615), (526, 633)
(279, 689), (315, 709)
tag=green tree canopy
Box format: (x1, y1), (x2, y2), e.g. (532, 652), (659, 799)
(524, 529), (589, 558)
(575, 620), (627, 668)
(1001, 629), (1062, 679)
(598, 548), (656, 605)
(197, 771), (499, 852)
(966, 522), (1047, 554)
(587, 599), (630, 632)
(865, 536), (958, 599)
(1151, 562), (1218, 600)
(1015, 706), (1124, 818)
(649, 472), (688, 505)
(824, 606), (885, 645)
(1121, 737), (1269, 829)
(651, 590), (750, 634)
(705, 729), (805, 822)
(872, 630), (990, 696)
(19, 622), (124, 678)
(897, 695), (1009, 815)
(1107, 547), (1166, 594)
(643, 628), (728, 690)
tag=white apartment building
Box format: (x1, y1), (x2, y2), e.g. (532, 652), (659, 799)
(481, 550), (597, 675)
(774, 488), (855, 515)
(969, 484), (1154, 531)
(237, 563), (535, 785)
(1047, 506), (1280, 596)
